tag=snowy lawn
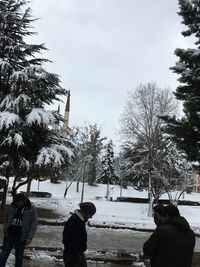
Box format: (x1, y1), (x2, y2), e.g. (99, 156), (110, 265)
(5, 178), (200, 232)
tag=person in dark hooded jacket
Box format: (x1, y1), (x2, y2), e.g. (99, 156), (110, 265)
(143, 204), (195, 267)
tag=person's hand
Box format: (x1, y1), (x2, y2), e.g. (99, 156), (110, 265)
(25, 239), (32, 246)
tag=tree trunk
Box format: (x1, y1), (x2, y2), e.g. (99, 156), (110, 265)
(154, 197), (159, 204)
(11, 175), (19, 200)
(12, 187), (17, 200)
(148, 173), (153, 216)
(120, 179), (123, 197)
(64, 178), (69, 198)
(64, 187), (69, 198)
(76, 180), (79, 193)
(106, 179), (110, 201)
(64, 178), (76, 198)
(26, 178), (32, 197)
(0, 181), (8, 209)
(12, 177), (32, 200)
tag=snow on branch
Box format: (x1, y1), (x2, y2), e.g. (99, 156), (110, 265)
(35, 145), (72, 167)
(13, 94), (30, 107)
(0, 96), (11, 110)
(0, 133), (24, 149)
(37, 148), (62, 166)
(1, 136), (12, 146)
(0, 94), (31, 111)
(13, 133), (24, 147)
(10, 66), (42, 83)
(53, 144), (74, 158)
(0, 58), (11, 74)
(10, 70), (28, 83)
(0, 112), (19, 129)
(0, 161), (10, 169)
(26, 108), (55, 126)
(19, 158), (30, 170)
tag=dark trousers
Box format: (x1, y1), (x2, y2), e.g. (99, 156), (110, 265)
(63, 251), (87, 267)
(0, 233), (25, 267)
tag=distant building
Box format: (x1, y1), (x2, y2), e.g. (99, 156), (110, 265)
(56, 90), (71, 137)
(51, 90), (71, 183)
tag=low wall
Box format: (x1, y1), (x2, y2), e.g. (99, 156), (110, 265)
(116, 197), (200, 206)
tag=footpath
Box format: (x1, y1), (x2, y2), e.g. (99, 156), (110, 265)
(0, 207), (200, 267)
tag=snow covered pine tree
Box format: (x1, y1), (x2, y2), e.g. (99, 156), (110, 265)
(99, 140), (118, 201)
(0, 0), (73, 207)
(162, 0), (200, 172)
(81, 124), (105, 186)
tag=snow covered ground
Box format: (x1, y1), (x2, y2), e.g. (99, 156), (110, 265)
(6, 178), (200, 232)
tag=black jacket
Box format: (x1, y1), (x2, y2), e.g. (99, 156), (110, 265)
(62, 212), (87, 254)
(143, 216), (195, 267)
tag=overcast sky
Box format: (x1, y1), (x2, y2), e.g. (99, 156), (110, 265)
(28, 0), (193, 149)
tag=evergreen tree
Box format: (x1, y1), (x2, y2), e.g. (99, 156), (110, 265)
(114, 153), (128, 192)
(83, 124), (106, 186)
(162, 0), (200, 171)
(0, 0), (72, 206)
(120, 140), (149, 191)
(99, 140), (118, 200)
(65, 124), (106, 187)
(120, 138), (193, 201)
(99, 140), (117, 184)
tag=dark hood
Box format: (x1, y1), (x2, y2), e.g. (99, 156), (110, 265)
(12, 196), (31, 209)
(166, 216), (191, 231)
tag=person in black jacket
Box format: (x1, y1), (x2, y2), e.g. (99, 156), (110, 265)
(143, 204), (195, 267)
(62, 202), (96, 267)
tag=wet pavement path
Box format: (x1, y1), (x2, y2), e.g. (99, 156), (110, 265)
(1, 225), (200, 266)
(32, 225), (150, 253)
(1, 225), (198, 253)
(23, 260), (135, 267)
(0, 224), (149, 266)
(0, 224), (151, 253)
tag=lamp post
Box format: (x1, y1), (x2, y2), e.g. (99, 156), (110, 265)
(147, 147), (153, 217)
(148, 172), (153, 216)
(120, 178), (123, 197)
(81, 156), (90, 203)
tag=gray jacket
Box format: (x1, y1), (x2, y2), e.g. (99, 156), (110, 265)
(3, 199), (38, 241)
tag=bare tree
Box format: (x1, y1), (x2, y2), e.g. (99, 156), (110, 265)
(120, 82), (177, 142)
(120, 82), (178, 210)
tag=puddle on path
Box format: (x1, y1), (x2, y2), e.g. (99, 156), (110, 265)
(23, 260), (143, 267)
